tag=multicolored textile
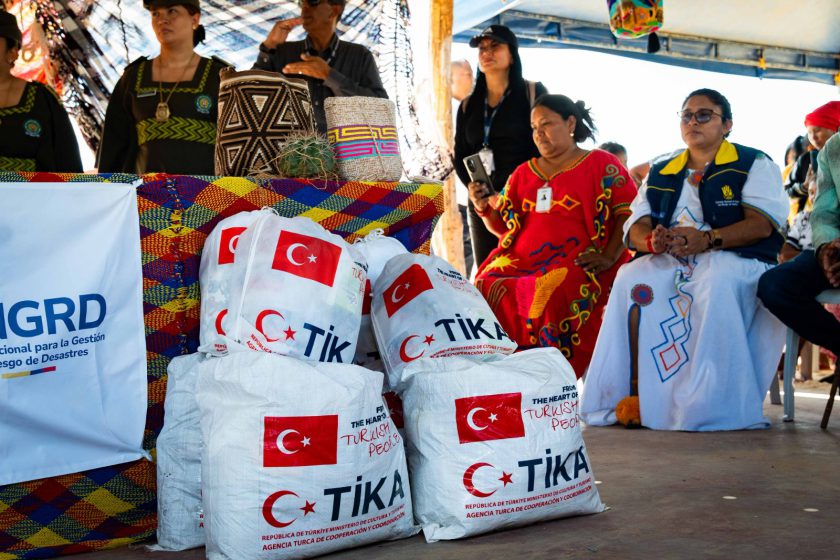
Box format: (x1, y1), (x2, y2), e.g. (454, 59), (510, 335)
(474, 150), (636, 377)
(0, 173), (442, 558)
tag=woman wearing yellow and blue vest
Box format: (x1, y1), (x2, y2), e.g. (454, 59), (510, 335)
(97, 0), (227, 174)
(582, 88), (790, 431)
(0, 10), (82, 172)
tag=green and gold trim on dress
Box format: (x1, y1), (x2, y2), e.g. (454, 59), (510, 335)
(136, 117), (216, 146)
(0, 84), (37, 118)
(0, 156), (37, 172)
(134, 57), (213, 95)
(527, 152), (593, 181)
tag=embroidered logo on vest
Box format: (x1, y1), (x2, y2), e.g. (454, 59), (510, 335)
(722, 185), (734, 200)
(23, 119), (42, 138)
(195, 94), (213, 114)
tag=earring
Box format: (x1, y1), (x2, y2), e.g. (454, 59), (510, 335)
(569, 132), (574, 137)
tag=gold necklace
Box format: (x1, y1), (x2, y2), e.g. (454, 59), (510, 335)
(155, 53), (197, 123)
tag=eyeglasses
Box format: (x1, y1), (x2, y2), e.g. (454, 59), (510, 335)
(678, 109), (724, 124)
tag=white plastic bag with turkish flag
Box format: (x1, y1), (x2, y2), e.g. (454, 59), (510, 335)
(224, 213), (366, 363)
(195, 351), (418, 559)
(199, 210), (268, 355)
(400, 348), (604, 541)
(351, 230), (408, 373)
(371, 254), (517, 391)
(154, 353), (208, 551)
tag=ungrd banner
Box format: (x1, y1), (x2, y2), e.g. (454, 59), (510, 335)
(0, 181), (148, 485)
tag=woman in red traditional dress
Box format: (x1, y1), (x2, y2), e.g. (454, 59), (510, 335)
(471, 94), (637, 377)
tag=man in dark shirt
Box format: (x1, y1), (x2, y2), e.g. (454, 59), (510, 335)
(253, 0), (387, 133)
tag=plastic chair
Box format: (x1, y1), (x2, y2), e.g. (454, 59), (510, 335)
(780, 289), (840, 428)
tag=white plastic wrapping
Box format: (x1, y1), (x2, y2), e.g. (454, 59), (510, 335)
(371, 254), (517, 391)
(196, 352), (418, 559)
(225, 214), (366, 363)
(198, 210), (266, 355)
(155, 353), (208, 550)
(400, 349), (604, 541)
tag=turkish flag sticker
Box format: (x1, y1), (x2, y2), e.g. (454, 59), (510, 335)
(362, 279), (373, 315)
(454, 392), (525, 444)
(382, 264), (434, 317)
(272, 230), (342, 287)
(263, 415), (339, 467)
(218, 226), (246, 265)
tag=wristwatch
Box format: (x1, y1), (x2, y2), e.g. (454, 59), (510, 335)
(259, 42), (276, 54)
(709, 229), (723, 249)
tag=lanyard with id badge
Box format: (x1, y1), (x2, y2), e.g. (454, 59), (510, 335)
(535, 183), (552, 213)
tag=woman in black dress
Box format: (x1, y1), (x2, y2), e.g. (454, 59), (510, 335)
(454, 24), (547, 269)
(97, 0), (228, 174)
(0, 10), (82, 172)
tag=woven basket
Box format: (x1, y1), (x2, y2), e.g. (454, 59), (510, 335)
(215, 68), (314, 176)
(324, 97), (402, 182)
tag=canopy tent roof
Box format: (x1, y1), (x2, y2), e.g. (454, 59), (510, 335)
(453, 0), (840, 85)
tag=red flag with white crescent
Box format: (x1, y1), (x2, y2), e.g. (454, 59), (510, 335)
(382, 264), (433, 317)
(218, 226), (246, 264)
(263, 415), (338, 467)
(272, 230), (342, 287)
(454, 393), (525, 444)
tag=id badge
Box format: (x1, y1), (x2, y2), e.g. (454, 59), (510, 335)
(478, 147), (495, 173)
(535, 185), (552, 213)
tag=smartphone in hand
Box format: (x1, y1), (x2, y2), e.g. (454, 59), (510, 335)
(463, 154), (495, 196)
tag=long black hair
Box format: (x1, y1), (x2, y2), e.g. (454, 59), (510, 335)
(532, 94), (597, 143)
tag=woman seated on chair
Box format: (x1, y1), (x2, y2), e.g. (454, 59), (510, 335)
(581, 88), (789, 431)
(471, 94), (637, 378)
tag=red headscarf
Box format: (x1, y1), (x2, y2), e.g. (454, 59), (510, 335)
(804, 101), (840, 131)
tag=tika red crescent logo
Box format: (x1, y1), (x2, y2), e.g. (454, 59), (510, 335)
(255, 309), (296, 342)
(262, 490), (317, 528)
(272, 230), (342, 287)
(398, 333), (435, 363)
(382, 264), (434, 317)
(454, 392), (525, 444)
(463, 462), (514, 498)
(218, 227), (246, 265)
(264, 415), (338, 467)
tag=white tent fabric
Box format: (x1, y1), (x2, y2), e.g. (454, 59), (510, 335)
(454, 0), (840, 85)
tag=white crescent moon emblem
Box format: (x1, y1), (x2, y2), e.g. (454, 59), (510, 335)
(466, 407), (487, 431)
(390, 283), (407, 304)
(277, 429), (301, 455)
(286, 243), (308, 266)
(228, 233), (240, 256)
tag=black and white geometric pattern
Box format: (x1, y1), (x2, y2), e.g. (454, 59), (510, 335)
(214, 69), (314, 176)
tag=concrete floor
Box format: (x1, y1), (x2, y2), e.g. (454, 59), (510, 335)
(74, 388), (840, 560)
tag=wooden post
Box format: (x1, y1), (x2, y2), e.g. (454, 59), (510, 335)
(428, 0), (466, 275)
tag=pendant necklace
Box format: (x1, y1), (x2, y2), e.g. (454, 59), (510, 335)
(155, 53), (196, 123)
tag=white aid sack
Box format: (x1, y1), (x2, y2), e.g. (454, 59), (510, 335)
(196, 352), (418, 560)
(198, 209), (266, 355)
(372, 254), (517, 391)
(351, 230), (408, 373)
(401, 348), (605, 541)
(154, 353), (208, 551)
(226, 214), (366, 363)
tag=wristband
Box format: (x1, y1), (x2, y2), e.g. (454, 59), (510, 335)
(474, 204), (493, 218)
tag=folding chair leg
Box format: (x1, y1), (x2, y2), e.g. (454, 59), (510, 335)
(821, 365), (840, 430)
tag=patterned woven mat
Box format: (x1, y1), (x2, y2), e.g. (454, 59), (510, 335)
(0, 173), (442, 558)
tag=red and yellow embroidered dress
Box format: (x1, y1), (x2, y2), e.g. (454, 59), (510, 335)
(475, 149), (637, 377)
